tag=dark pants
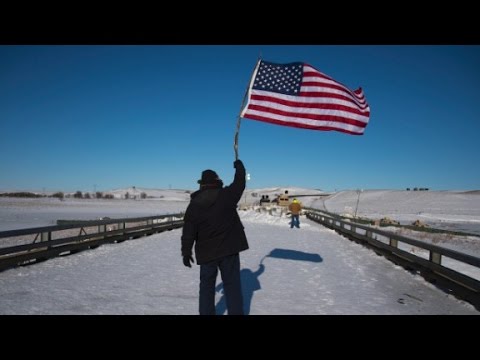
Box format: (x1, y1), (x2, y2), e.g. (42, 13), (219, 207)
(291, 214), (300, 228)
(199, 253), (244, 315)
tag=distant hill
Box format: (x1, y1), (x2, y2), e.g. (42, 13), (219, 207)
(99, 187), (192, 201)
(95, 186), (328, 203)
(462, 190), (480, 195)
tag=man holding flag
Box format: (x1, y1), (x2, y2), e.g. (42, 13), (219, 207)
(181, 58), (370, 315)
(181, 159), (249, 315)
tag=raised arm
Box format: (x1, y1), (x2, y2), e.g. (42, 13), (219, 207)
(228, 159), (246, 204)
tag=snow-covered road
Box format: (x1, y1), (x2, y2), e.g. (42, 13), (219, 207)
(0, 210), (477, 315)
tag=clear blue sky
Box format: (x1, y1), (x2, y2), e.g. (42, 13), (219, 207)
(1, 45), (479, 192)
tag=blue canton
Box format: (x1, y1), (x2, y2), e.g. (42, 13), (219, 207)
(252, 60), (303, 95)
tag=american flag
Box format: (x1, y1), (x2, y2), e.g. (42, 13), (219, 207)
(240, 60), (370, 135)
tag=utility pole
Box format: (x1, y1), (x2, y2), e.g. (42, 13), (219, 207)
(245, 173), (250, 204)
(354, 189), (363, 219)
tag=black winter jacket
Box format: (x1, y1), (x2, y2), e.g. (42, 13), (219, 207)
(181, 160), (249, 265)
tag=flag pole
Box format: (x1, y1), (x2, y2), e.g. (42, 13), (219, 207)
(234, 57), (262, 161)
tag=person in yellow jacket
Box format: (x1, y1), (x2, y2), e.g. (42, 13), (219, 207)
(288, 198), (302, 229)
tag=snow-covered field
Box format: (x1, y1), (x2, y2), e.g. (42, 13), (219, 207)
(307, 189), (480, 258)
(2, 188), (479, 256)
(2, 187), (479, 231)
(0, 196), (188, 231)
(310, 189), (480, 235)
(0, 187), (479, 314)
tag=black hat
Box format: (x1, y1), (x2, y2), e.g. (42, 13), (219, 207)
(197, 169), (220, 185)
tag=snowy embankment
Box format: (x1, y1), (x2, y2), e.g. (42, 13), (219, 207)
(0, 197), (189, 231)
(309, 190), (480, 231)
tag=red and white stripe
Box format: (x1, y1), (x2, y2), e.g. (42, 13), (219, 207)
(241, 64), (370, 135)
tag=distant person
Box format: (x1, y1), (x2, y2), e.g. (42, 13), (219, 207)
(181, 159), (249, 315)
(288, 198), (302, 229)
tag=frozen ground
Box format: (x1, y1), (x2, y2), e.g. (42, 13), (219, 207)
(0, 197), (188, 231)
(1, 188), (479, 315)
(0, 210), (477, 315)
(309, 190), (480, 235)
(2, 188), (479, 256)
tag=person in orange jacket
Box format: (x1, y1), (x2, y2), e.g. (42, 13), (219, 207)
(288, 198), (302, 229)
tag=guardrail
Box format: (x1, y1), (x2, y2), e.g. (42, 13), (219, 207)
(0, 213), (184, 272)
(306, 208), (480, 310)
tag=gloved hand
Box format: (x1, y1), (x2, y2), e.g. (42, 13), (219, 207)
(183, 255), (194, 268)
(233, 159), (244, 169)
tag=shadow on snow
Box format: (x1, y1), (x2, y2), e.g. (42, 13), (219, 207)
(215, 248), (322, 314)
